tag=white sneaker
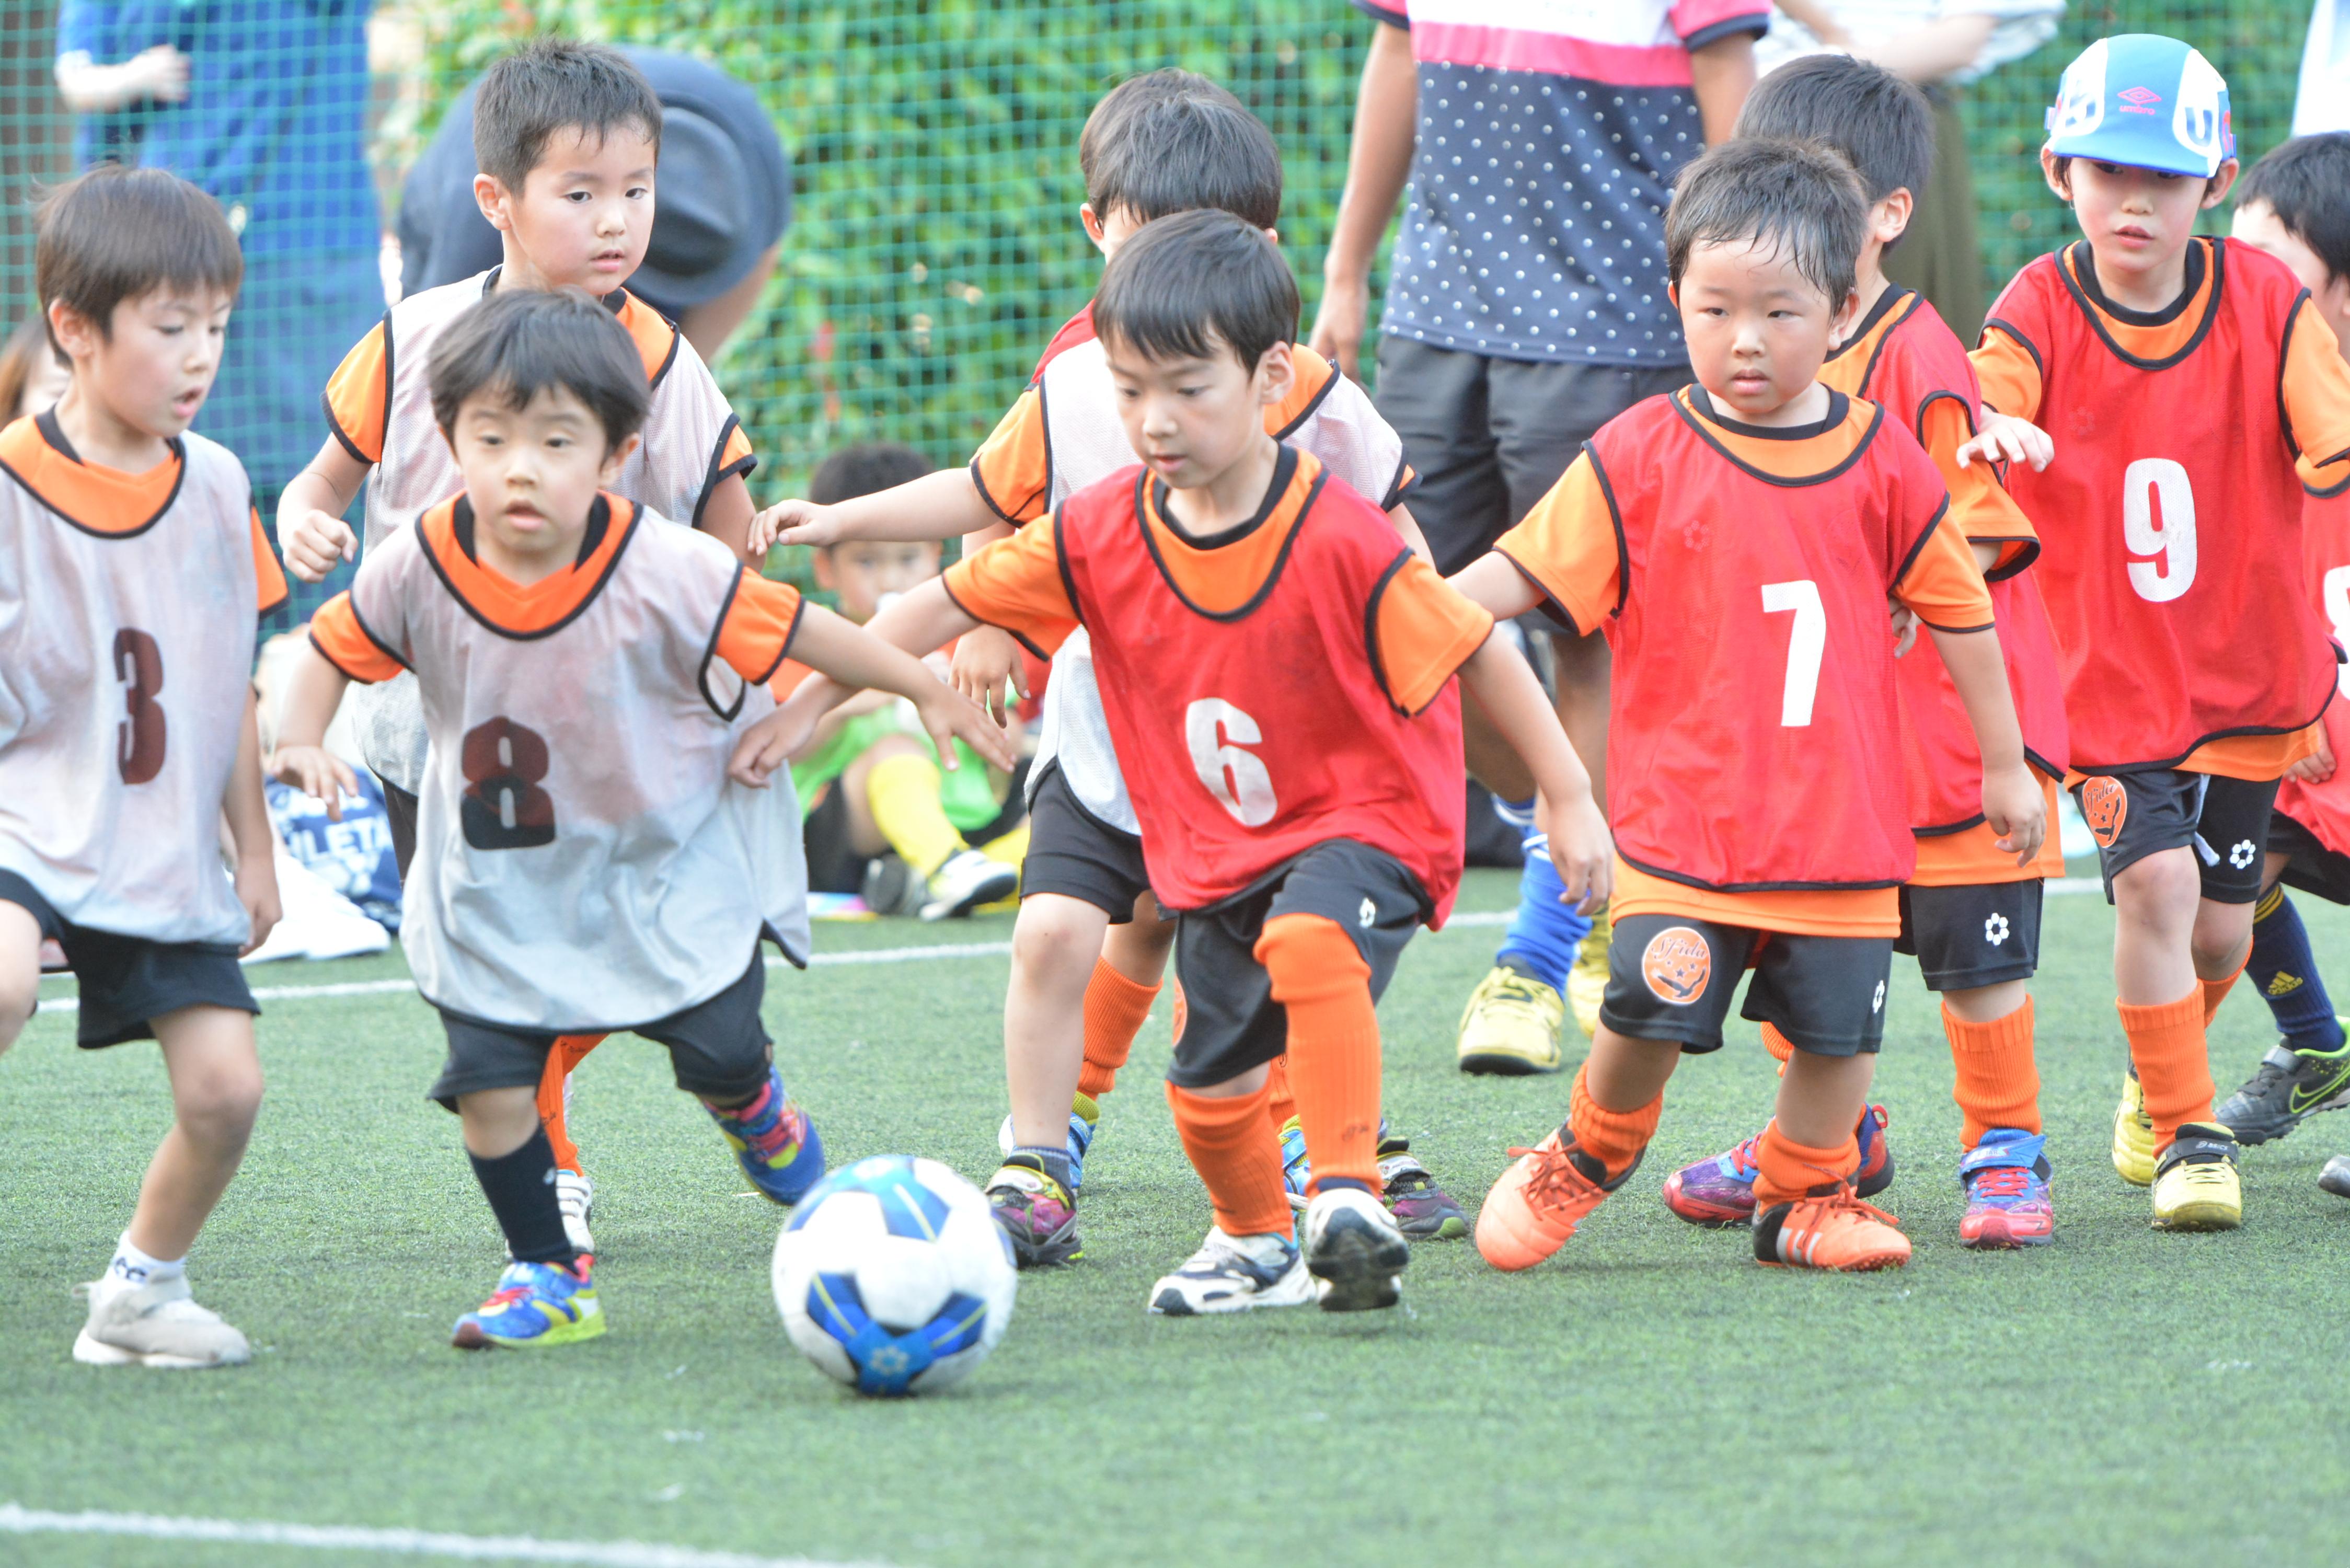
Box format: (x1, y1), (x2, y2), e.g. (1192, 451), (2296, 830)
(1146, 1227), (1312, 1316)
(921, 848), (1019, 921)
(1304, 1186), (1408, 1312)
(72, 1273), (251, 1368)
(556, 1169), (596, 1256)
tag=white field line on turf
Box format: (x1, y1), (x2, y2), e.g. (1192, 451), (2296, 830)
(0, 1505), (898, 1568)
(29, 880), (2104, 1016)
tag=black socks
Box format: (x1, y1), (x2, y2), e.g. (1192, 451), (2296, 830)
(469, 1126), (577, 1269)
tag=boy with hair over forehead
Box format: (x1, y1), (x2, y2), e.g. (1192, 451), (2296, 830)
(1458, 139), (2043, 1275)
(1661, 53), (2073, 1249)
(0, 165), (286, 1367)
(270, 289), (1007, 1348)
(747, 210), (1608, 1314)
(1962, 38), (2350, 1230)
(273, 38), (765, 1250)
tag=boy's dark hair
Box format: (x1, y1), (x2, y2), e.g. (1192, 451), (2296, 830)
(34, 165), (242, 350)
(1079, 69), (1282, 232)
(1734, 54), (1932, 252)
(474, 38), (663, 195)
(427, 287), (649, 448)
(1666, 138), (1870, 307)
(809, 442), (935, 508)
(1094, 210), (1299, 374)
(2237, 132), (2350, 286)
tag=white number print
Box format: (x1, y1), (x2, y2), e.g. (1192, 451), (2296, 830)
(2326, 566), (2350, 700)
(1184, 698), (1278, 827)
(1760, 580), (1826, 728)
(2123, 457), (2197, 603)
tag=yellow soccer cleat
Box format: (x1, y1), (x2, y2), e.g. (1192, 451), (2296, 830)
(2150, 1123), (2243, 1231)
(1567, 904), (1610, 1039)
(2112, 1065), (2157, 1187)
(1456, 965), (1565, 1075)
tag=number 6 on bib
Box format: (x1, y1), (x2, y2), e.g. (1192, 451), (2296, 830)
(1185, 698), (1277, 826)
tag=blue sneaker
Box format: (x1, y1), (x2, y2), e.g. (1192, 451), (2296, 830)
(706, 1070), (825, 1204)
(452, 1259), (604, 1350)
(1958, 1128), (2053, 1249)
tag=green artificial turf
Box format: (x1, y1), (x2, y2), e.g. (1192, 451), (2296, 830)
(5, 869), (2350, 1567)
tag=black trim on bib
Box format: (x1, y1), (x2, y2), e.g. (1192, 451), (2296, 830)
(422, 495), (646, 642)
(2058, 237), (2224, 373)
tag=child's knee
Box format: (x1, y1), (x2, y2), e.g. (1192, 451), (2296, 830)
(2191, 902), (2254, 973)
(1255, 914), (1369, 1003)
(1011, 896), (1107, 984)
(2111, 848), (2201, 924)
(178, 1057), (264, 1145)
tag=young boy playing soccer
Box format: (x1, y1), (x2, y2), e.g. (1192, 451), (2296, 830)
(269, 290), (1008, 1348)
(752, 70), (1464, 1265)
(1658, 55), (2074, 1249)
(745, 210), (1608, 1313)
(1459, 137), (2045, 1276)
(1, 165), (285, 1367)
(1962, 37), (2350, 1230)
(273, 39), (764, 1249)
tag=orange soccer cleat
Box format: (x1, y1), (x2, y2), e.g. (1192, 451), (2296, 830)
(1752, 1187), (1912, 1272)
(1474, 1128), (1635, 1271)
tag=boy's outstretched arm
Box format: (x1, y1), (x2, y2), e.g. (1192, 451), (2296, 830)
(225, 688), (282, 957)
(1954, 411), (2053, 473)
(277, 437), (372, 583)
(1456, 632), (1611, 910)
(1926, 626), (2046, 865)
(267, 644), (360, 821)
(751, 468), (1001, 555)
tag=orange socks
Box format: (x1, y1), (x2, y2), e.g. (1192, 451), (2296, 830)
(1256, 914), (1382, 1195)
(1752, 1122), (1860, 1206)
(1567, 1064), (1661, 1180)
(1945, 998), (2041, 1147)
(1264, 1054), (1297, 1135)
(2201, 959), (2245, 1027)
(1166, 1080), (1292, 1237)
(1076, 958), (1160, 1099)
(2117, 988), (2212, 1150)
(535, 1033), (605, 1176)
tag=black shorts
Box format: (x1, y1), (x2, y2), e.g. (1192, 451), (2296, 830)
(1896, 880), (2043, 991)
(426, 947), (772, 1109)
(1372, 338), (1686, 574)
(1019, 762), (1150, 924)
(802, 780), (863, 896)
(1167, 840), (1424, 1088)
(2270, 809), (2350, 906)
(1600, 913), (1893, 1057)
(2073, 769), (2278, 905)
(0, 870), (258, 1048)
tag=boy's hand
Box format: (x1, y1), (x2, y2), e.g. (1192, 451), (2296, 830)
(2287, 725), (2338, 785)
(1955, 412), (2053, 473)
(729, 699), (824, 788)
(1306, 278), (1370, 382)
(913, 686), (1019, 776)
(1538, 790), (1614, 916)
(1983, 762), (2048, 867)
(1889, 602), (1919, 658)
(268, 745), (358, 822)
(950, 627), (1028, 724)
(234, 851), (282, 958)
(283, 510), (357, 584)
(751, 499), (844, 556)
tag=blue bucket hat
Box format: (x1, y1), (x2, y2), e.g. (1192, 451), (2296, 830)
(2044, 34), (2234, 178)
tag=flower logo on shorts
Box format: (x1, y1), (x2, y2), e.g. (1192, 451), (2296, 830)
(2229, 839), (2256, 869)
(1359, 897), (1377, 929)
(2081, 777), (2127, 848)
(1872, 981), (1887, 1013)
(1170, 978), (1188, 1045)
(1641, 927), (1712, 1006)
(1984, 913), (2011, 947)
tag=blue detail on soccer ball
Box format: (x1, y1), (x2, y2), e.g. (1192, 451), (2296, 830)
(784, 1155), (953, 1240)
(806, 1271), (990, 1397)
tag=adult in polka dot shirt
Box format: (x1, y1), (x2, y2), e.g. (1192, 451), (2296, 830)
(1311, 0), (1766, 1073)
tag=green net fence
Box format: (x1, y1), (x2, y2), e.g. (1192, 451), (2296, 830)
(0, 1), (2325, 612)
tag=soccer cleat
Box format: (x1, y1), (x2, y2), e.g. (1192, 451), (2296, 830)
(2150, 1122), (2242, 1231)
(1661, 1104), (1894, 1227)
(921, 848), (1020, 921)
(1455, 964), (1565, 1075)
(2320, 1154), (2350, 1199)
(1303, 1186), (1410, 1312)
(1376, 1130), (1469, 1240)
(1476, 1127), (1637, 1272)
(1957, 1128), (2054, 1249)
(986, 1154), (1082, 1268)
(1147, 1227), (1312, 1316)
(555, 1169), (595, 1256)
(1568, 905), (1610, 1039)
(1753, 1187), (1911, 1271)
(452, 1259), (604, 1349)
(2215, 1033), (2350, 1145)
(706, 1070), (825, 1205)
(72, 1273), (250, 1369)
(2113, 1065), (2157, 1186)
(994, 1092), (1099, 1191)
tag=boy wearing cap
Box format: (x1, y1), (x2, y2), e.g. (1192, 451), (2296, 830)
(1962, 36), (2350, 1231)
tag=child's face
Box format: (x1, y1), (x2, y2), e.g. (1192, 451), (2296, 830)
(2232, 198), (2350, 364)
(812, 539), (942, 623)
(478, 123), (658, 293)
(446, 383), (636, 568)
(2045, 153), (2235, 286)
(1102, 332), (1292, 493)
(12, 339), (71, 422)
(48, 285), (233, 441)
(1674, 238), (1851, 421)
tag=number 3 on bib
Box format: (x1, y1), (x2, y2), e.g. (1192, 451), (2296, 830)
(1185, 698), (1277, 826)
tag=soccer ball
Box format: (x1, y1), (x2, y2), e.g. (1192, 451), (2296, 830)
(772, 1154), (1017, 1397)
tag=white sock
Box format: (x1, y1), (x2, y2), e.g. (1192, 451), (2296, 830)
(108, 1232), (185, 1287)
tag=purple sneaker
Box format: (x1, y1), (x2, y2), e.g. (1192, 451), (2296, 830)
(987, 1154), (1082, 1267)
(1662, 1104), (1894, 1227)
(1957, 1128), (2053, 1249)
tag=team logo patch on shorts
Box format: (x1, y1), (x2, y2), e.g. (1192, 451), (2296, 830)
(1641, 927), (1712, 1006)
(2081, 776), (2127, 848)
(1170, 978), (1188, 1046)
